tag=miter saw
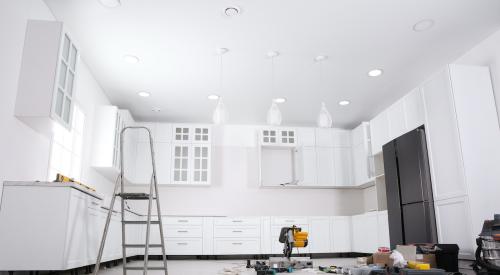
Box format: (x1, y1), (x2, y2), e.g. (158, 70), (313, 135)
(268, 225), (313, 270)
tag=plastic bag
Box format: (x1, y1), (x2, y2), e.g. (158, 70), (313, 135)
(390, 250), (407, 268)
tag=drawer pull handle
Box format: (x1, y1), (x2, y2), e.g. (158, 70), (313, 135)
(91, 201), (99, 206)
(177, 242), (188, 245)
(177, 230), (188, 233)
(232, 230), (243, 233)
(232, 242), (243, 245)
(232, 220), (243, 223)
(178, 220), (189, 223)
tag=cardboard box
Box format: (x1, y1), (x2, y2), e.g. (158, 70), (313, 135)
(396, 245), (417, 261)
(372, 252), (394, 267)
(416, 254), (437, 268)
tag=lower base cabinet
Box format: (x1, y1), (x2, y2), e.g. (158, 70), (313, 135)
(0, 184), (391, 271)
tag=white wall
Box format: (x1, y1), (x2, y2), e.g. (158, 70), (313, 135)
(0, 0), (115, 204)
(455, 28), (500, 123)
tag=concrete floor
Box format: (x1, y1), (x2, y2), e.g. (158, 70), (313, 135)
(98, 258), (358, 275)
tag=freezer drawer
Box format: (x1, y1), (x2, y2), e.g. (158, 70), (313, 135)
(402, 201), (438, 244)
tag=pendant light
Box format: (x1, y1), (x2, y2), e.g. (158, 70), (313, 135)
(212, 48), (229, 124)
(266, 51), (283, 126)
(315, 55), (333, 128)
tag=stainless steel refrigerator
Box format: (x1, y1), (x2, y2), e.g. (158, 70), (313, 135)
(383, 126), (438, 248)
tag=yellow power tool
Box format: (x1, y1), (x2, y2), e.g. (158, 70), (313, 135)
(279, 225), (309, 259)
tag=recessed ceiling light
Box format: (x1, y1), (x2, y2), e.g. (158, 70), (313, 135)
(151, 107), (161, 112)
(338, 100), (350, 106)
(413, 19), (435, 32)
(368, 69), (383, 77)
(314, 55), (328, 62)
(208, 94), (220, 100)
(273, 97), (287, 104)
(99, 0), (120, 8)
(137, 91), (150, 97)
(224, 6), (241, 17)
(123, 55), (139, 64)
(267, 51), (280, 58)
(215, 48), (229, 55)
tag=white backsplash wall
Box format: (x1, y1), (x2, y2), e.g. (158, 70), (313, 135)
(127, 145), (365, 216)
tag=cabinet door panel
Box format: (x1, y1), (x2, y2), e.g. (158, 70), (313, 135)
(155, 142), (171, 184)
(134, 142), (152, 184)
(298, 147), (317, 186)
(171, 144), (190, 184)
(309, 218), (331, 253)
(334, 147), (352, 187)
(404, 88), (425, 131)
(331, 217), (351, 252)
(315, 128), (335, 147)
(370, 111), (389, 155)
(191, 145), (211, 184)
(421, 69), (467, 199)
(388, 100), (407, 140)
(316, 147), (335, 186)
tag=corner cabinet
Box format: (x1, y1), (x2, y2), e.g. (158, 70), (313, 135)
(171, 125), (212, 185)
(15, 20), (79, 135)
(91, 106), (136, 182)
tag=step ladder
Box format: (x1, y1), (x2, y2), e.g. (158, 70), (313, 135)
(93, 126), (168, 275)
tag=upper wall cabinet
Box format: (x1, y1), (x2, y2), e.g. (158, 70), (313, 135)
(370, 89), (425, 155)
(15, 20), (79, 135)
(351, 122), (374, 186)
(91, 106), (135, 182)
(260, 128), (297, 147)
(315, 129), (351, 147)
(172, 125), (211, 144)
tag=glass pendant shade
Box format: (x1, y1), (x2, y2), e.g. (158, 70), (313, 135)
(212, 98), (227, 124)
(317, 102), (333, 128)
(266, 102), (282, 126)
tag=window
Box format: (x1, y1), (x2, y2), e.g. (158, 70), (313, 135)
(48, 105), (85, 181)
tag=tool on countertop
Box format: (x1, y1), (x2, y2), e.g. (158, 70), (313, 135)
(54, 173), (96, 192)
(93, 126), (168, 275)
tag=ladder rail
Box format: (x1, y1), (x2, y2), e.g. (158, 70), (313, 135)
(94, 126), (168, 275)
(93, 175), (121, 275)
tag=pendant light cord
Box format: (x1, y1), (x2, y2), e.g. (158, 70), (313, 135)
(219, 54), (223, 94)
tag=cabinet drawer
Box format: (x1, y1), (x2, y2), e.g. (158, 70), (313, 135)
(165, 238), (202, 255)
(214, 239), (260, 255)
(214, 226), (260, 238)
(163, 217), (203, 226)
(214, 217), (260, 226)
(272, 217), (308, 225)
(271, 225), (309, 237)
(164, 226), (202, 238)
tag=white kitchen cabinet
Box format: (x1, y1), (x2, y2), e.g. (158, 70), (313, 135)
(377, 211), (390, 248)
(370, 111), (390, 155)
(351, 212), (378, 253)
(309, 217), (331, 253)
(421, 69), (469, 200)
(91, 106), (136, 182)
(296, 146), (317, 186)
(315, 128), (334, 147)
(331, 216), (351, 252)
(333, 147), (353, 187)
(434, 196), (474, 257)
(260, 128), (297, 146)
(351, 122), (374, 187)
(213, 217), (261, 255)
(172, 125), (211, 143)
(316, 147), (336, 186)
(155, 142), (172, 184)
(297, 127), (316, 146)
(332, 129), (352, 147)
(422, 65), (500, 257)
(170, 143), (211, 185)
(403, 88), (425, 131)
(15, 20), (79, 134)
(387, 100), (407, 140)
(155, 123), (172, 142)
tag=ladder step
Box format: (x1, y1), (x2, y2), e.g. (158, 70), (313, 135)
(123, 220), (160, 224)
(125, 267), (166, 271)
(123, 244), (163, 248)
(117, 193), (156, 200)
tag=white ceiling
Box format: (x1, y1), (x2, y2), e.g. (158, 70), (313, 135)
(44, 0), (500, 128)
